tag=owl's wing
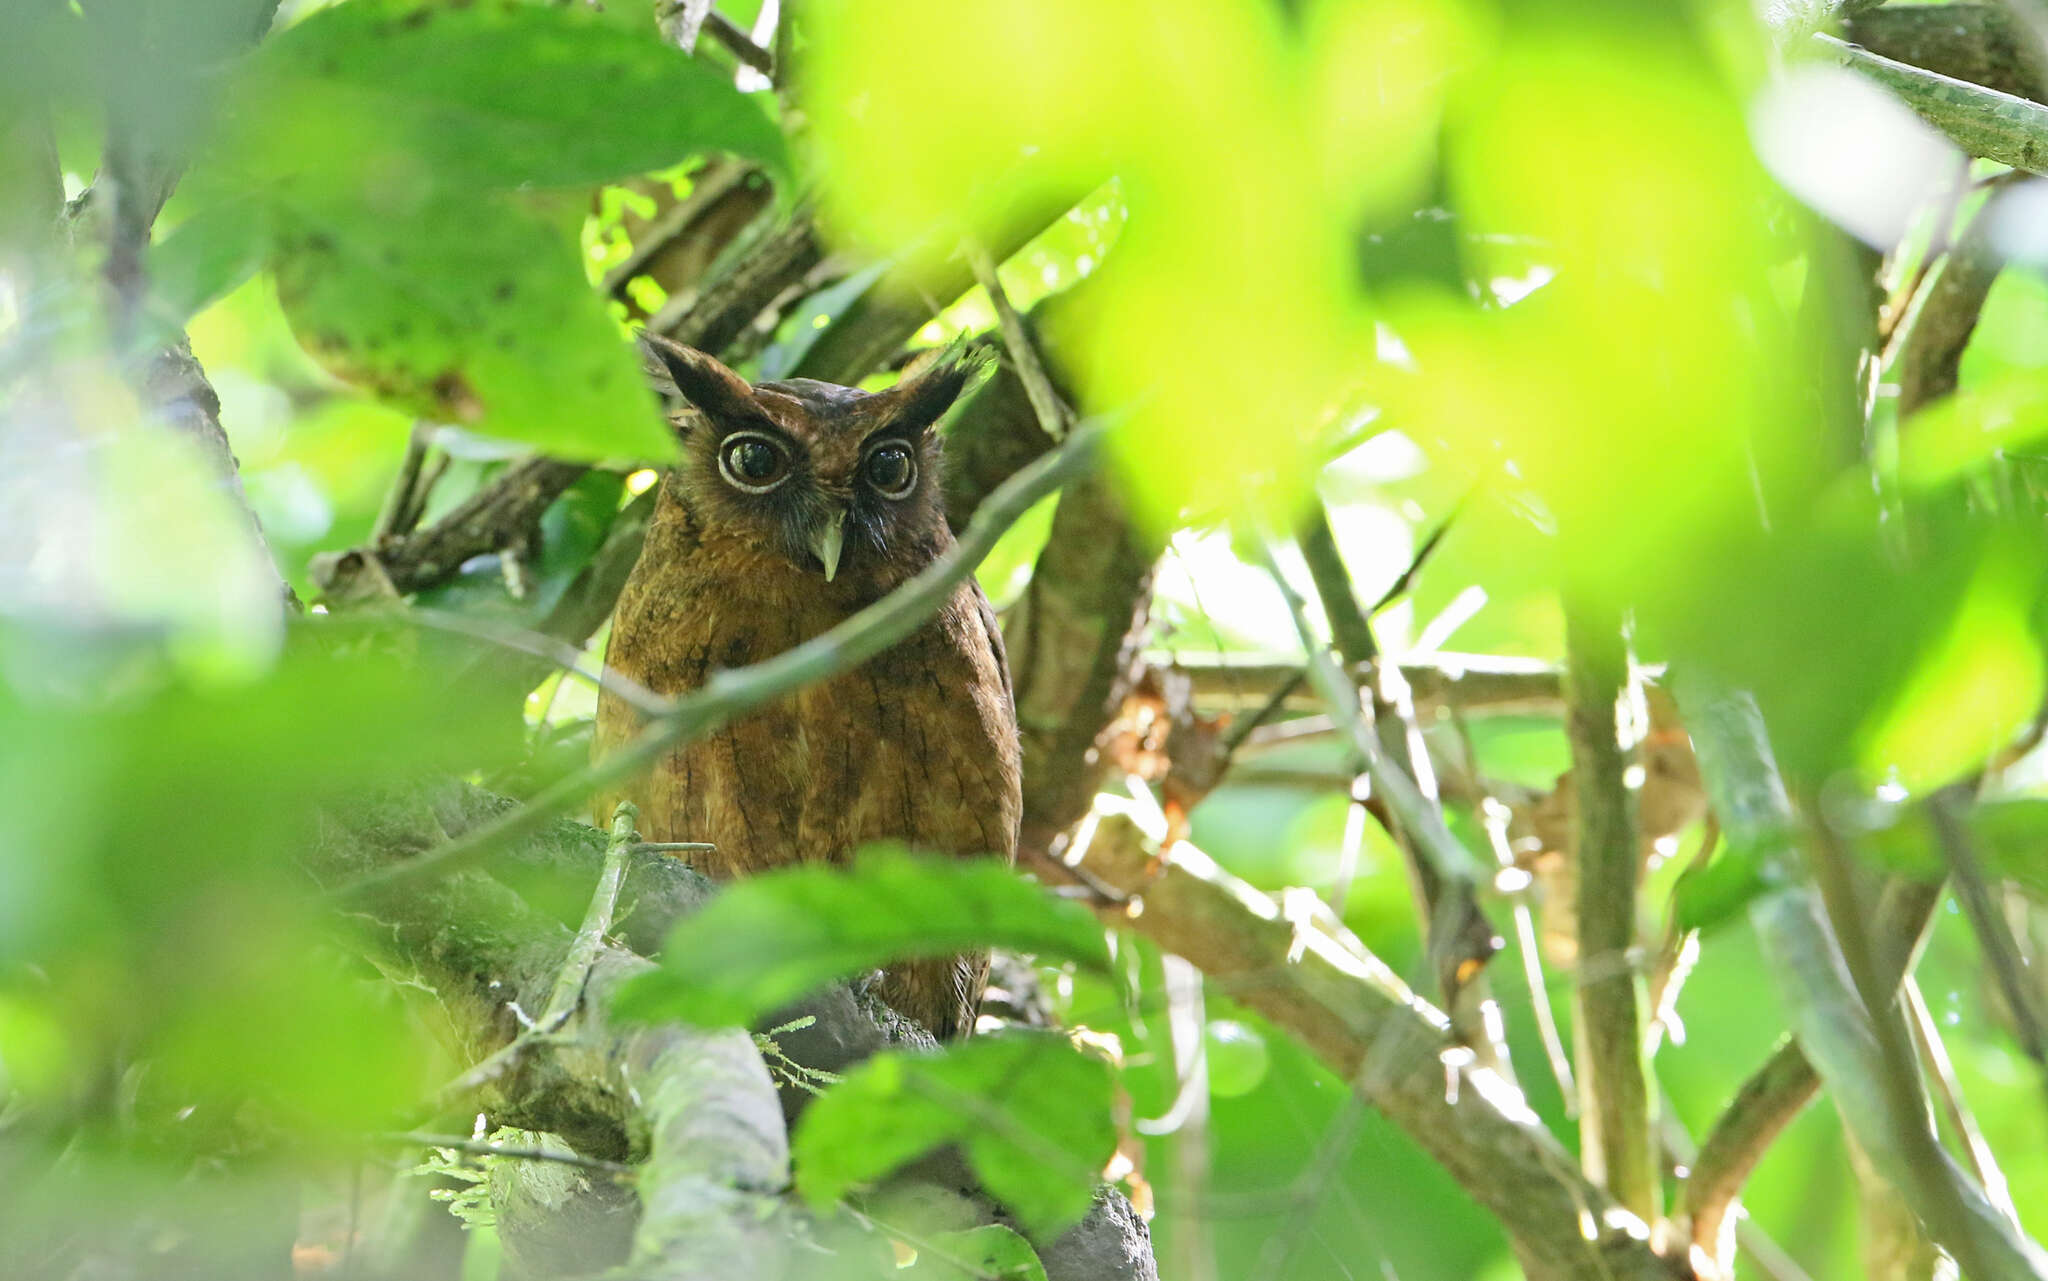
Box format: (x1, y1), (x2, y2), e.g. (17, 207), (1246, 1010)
(967, 576), (1013, 706)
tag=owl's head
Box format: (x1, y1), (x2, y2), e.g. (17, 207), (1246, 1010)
(644, 332), (978, 592)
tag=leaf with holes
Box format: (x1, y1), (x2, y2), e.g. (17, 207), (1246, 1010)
(271, 195), (674, 462)
(794, 1031), (1116, 1239)
(917, 1225), (1049, 1281)
(204, 0), (786, 200)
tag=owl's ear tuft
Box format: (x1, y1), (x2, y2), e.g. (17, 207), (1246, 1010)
(881, 343), (990, 436)
(640, 331), (759, 426)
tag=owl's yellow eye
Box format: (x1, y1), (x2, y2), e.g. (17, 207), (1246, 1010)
(863, 442), (916, 499)
(718, 432), (790, 493)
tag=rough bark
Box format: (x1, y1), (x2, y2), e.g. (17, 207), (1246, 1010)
(311, 786), (796, 1276)
(311, 783), (1157, 1280)
(1010, 468), (1161, 857)
(1844, 5), (2048, 104)
(1562, 594), (1656, 1219)
(1894, 205), (2005, 417)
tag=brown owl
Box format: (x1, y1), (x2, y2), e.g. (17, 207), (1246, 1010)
(594, 333), (1022, 1039)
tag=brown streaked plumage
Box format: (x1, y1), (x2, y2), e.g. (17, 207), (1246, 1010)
(595, 334), (1021, 1039)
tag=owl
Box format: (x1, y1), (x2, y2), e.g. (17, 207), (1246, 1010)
(594, 333), (1023, 1039)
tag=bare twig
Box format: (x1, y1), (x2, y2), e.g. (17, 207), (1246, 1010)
(1257, 543), (1487, 890)
(1646, 817), (1718, 1055)
(538, 803), (642, 1034)
(1681, 876), (1944, 1269)
(1213, 671), (1305, 760)
(968, 244), (1069, 441)
(1929, 790), (2048, 1104)
(1143, 956), (1217, 1281)
(1905, 978), (2022, 1225)
(1326, 772), (1372, 918)
(1367, 493), (1467, 615)
(1682, 679), (2047, 1279)
(335, 419), (1107, 902)
(1656, 1108), (1814, 1281)
(438, 803), (648, 1099)
(312, 456), (589, 601)
(1479, 797), (1578, 1113)
(1738, 1221), (1820, 1281)
(1264, 531), (1507, 1077)
(1562, 590), (1655, 1219)
(789, 189), (1088, 385)
(1296, 505), (1379, 667)
(370, 608), (670, 716)
(1892, 196), (2008, 417)
(384, 1132), (636, 1179)
(1253, 1081), (1374, 1280)
(703, 10), (776, 76)
(372, 425), (433, 544)
(1175, 652), (1566, 719)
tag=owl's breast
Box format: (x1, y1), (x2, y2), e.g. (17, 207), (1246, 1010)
(597, 505), (1020, 876)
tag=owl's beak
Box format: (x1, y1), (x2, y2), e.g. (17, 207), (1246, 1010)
(809, 515), (846, 582)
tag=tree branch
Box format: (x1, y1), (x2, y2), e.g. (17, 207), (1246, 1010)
(701, 11), (776, 75)
(1298, 506), (1505, 997)
(790, 189), (1093, 385)
(1929, 791), (2048, 1103)
(1258, 542), (1489, 892)
(1681, 874), (1942, 1267)
(1010, 467), (1161, 858)
(1825, 33), (2048, 173)
(646, 205), (823, 356)
(312, 456), (590, 601)
(1042, 811), (1676, 1279)
(318, 783), (1155, 1279)
(1892, 198), (2006, 418)
(385, 1131), (636, 1178)
(1172, 652), (1566, 719)
(1562, 592), (1656, 1218)
(1679, 677), (2048, 1281)
(312, 788), (792, 1276)
(968, 244), (1071, 441)
(1843, 5), (2048, 104)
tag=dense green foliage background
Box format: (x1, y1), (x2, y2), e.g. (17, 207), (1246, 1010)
(6, 0), (2048, 1278)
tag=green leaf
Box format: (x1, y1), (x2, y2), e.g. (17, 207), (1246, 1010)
(1203, 1019), (1270, 1099)
(271, 194), (675, 462)
(0, 3), (87, 116)
(1862, 798), (2048, 896)
(148, 201), (272, 334)
(793, 1031), (1116, 1238)
(915, 1224), (1049, 1281)
(1671, 834), (1775, 934)
(210, 0), (786, 198)
(614, 845), (1110, 1027)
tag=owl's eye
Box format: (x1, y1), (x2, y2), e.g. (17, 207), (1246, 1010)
(863, 442), (917, 499)
(718, 432), (791, 493)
